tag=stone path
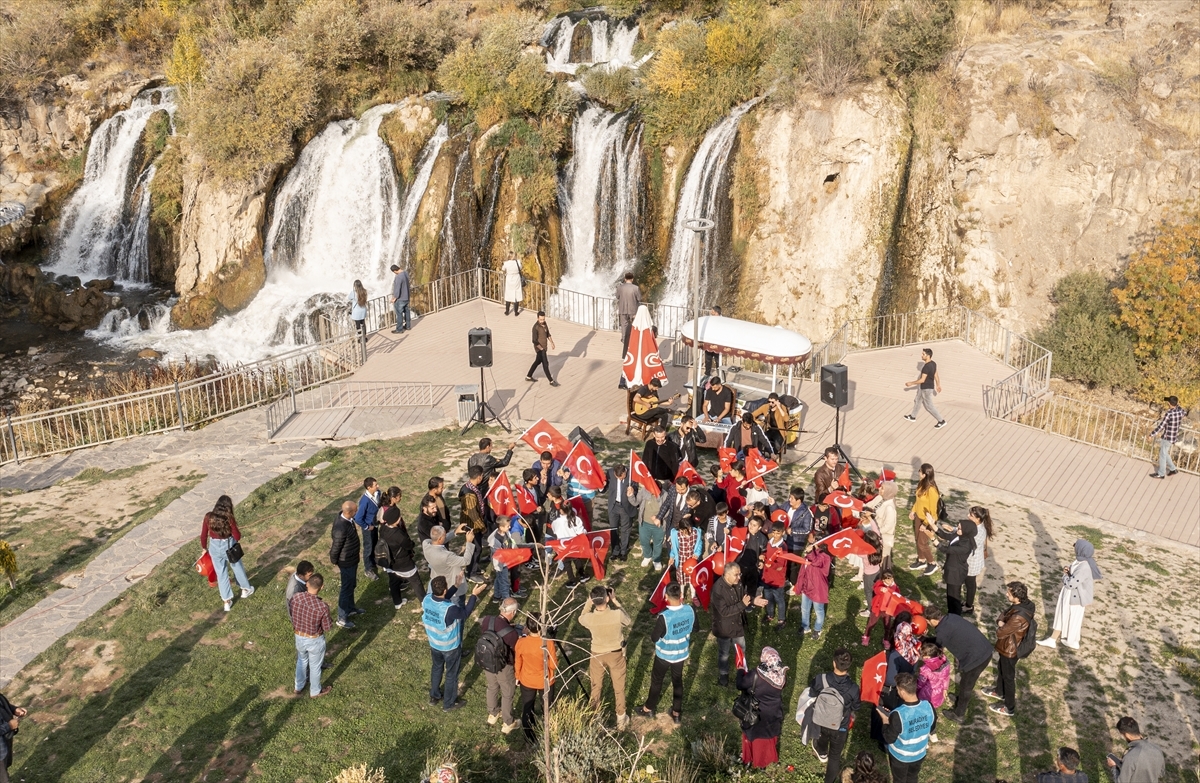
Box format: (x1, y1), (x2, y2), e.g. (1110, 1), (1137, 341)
(0, 408), (325, 687)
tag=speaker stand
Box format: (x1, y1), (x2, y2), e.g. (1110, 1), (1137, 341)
(461, 366), (510, 436)
(806, 405), (864, 486)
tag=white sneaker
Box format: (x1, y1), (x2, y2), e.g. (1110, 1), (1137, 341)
(501, 721), (519, 734)
(1062, 640), (1080, 650)
(241, 586), (255, 599)
(930, 733), (939, 744)
(640, 558), (651, 567)
(653, 562), (663, 572)
(1036, 637), (1057, 649)
(223, 600), (233, 612)
(616, 713), (629, 731)
(487, 714), (499, 726)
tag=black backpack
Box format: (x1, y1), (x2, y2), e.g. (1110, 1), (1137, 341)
(373, 538), (393, 570)
(475, 619), (511, 674)
(1015, 608), (1038, 660)
(936, 495), (948, 521)
(731, 673), (760, 730)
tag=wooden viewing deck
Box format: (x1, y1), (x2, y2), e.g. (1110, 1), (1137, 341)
(352, 300), (1198, 547)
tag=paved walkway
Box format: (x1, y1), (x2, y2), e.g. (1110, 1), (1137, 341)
(0, 409), (325, 687)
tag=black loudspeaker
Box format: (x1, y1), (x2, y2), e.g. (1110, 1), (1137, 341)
(820, 363), (848, 408)
(468, 327), (493, 368)
(568, 426), (595, 452)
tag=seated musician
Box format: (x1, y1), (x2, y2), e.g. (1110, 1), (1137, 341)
(751, 393), (796, 455)
(723, 412), (774, 459)
(631, 378), (676, 430)
(700, 378), (734, 424)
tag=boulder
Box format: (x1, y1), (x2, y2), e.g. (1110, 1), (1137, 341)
(137, 348), (162, 360)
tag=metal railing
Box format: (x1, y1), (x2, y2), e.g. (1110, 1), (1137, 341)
(1, 334), (364, 465)
(266, 381), (435, 439)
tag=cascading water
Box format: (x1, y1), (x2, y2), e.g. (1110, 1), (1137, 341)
(542, 15), (643, 75)
(91, 110), (449, 363)
(397, 124), (450, 268)
(476, 152), (505, 266)
(438, 142), (477, 276)
(50, 87), (177, 283)
(661, 99), (761, 313)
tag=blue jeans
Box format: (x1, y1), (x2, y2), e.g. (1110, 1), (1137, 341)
(393, 299), (410, 331)
(294, 634), (326, 696)
(1157, 438), (1178, 476)
(362, 526), (377, 574)
(337, 565), (358, 621)
(430, 646), (462, 709)
(494, 565), (511, 599)
(208, 537), (251, 602)
(763, 585), (788, 622)
(801, 594), (826, 633)
(716, 634), (745, 678)
(639, 522), (664, 561)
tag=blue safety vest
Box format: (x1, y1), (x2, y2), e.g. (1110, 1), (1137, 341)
(888, 700), (935, 762)
(654, 605), (695, 663)
(422, 594), (459, 652)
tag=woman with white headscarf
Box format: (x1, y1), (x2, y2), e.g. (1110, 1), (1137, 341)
(872, 481), (898, 573)
(1038, 539), (1102, 650)
(737, 645), (788, 768)
(502, 257), (524, 316)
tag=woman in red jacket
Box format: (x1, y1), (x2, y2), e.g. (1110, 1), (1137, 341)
(797, 534), (831, 641)
(200, 495), (254, 612)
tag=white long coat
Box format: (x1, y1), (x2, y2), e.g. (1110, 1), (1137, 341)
(502, 259), (524, 303)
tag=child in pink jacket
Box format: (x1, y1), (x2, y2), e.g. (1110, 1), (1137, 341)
(917, 641), (951, 742)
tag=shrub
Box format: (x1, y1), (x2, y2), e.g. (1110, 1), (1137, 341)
(116, 2), (178, 60)
(0, 540), (17, 590)
(0, 0), (76, 98)
(1034, 271), (1138, 389)
(1137, 351), (1200, 409)
(770, 0), (872, 97)
(364, 0), (464, 72)
(1113, 207), (1200, 360)
(166, 26), (205, 95)
(879, 0), (956, 75)
(579, 65), (636, 112)
(290, 0), (365, 70)
(330, 764), (387, 783)
(185, 37), (318, 180)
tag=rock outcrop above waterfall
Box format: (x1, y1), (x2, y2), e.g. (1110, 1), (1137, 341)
(171, 156), (273, 330)
(0, 70), (157, 253)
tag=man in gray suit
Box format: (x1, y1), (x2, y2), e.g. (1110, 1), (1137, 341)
(605, 465), (637, 561)
(616, 272), (642, 363)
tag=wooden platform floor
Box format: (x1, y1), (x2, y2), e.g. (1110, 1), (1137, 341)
(351, 302), (1198, 546)
(271, 405), (447, 441)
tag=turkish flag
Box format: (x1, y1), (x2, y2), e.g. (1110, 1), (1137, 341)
(648, 567), (672, 614)
(837, 463), (851, 491)
(824, 491), (864, 513)
(195, 552), (217, 587)
(548, 533), (604, 580)
(860, 651), (889, 705)
(588, 529), (611, 565)
(770, 509), (788, 525)
(623, 305), (669, 387)
(873, 469), (897, 490)
(690, 552), (718, 609)
(676, 460), (704, 486)
(515, 485), (540, 515)
(724, 526), (748, 560)
(734, 641), (747, 672)
(718, 447), (737, 472)
(629, 450), (661, 497)
(520, 418), (571, 462)
(492, 547), (533, 569)
(743, 448), (778, 489)
(487, 471), (518, 517)
(567, 496), (592, 531)
(814, 528), (877, 558)
(564, 440), (605, 491)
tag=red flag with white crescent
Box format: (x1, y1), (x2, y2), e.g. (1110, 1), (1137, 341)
(717, 447), (737, 472)
(734, 641), (747, 672)
(567, 496), (592, 531)
(519, 418), (572, 462)
(515, 485), (540, 515)
(639, 328), (668, 386)
(814, 528), (876, 558)
(648, 567), (672, 614)
(587, 529), (611, 565)
(823, 491), (864, 512)
(837, 463), (851, 491)
(487, 471), (518, 517)
(690, 552), (717, 610)
(564, 440), (605, 492)
(860, 650), (889, 705)
(630, 450), (661, 497)
(723, 525), (747, 560)
(743, 448), (778, 489)
(492, 547), (533, 569)
(675, 460), (704, 486)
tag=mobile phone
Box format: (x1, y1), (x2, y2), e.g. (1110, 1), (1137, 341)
(876, 706), (892, 718)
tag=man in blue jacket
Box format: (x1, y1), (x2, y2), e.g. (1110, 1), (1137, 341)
(354, 477), (381, 581)
(880, 672), (936, 783)
(637, 583), (694, 725)
(422, 575), (487, 711)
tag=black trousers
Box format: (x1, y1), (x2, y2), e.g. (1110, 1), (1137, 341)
(387, 570), (425, 604)
(633, 407), (671, 429)
(947, 582), (963, 615)
(952, 659), (991, 717)
(520, 684), (553, 742)
(963, 575), (978, 609)
(527, 349), (553, 380)
(815, 727), (849, 783)
(610, 507), (633, 558)
(645, 657), (684, 716)
(888, 755), (924, 783)
(994, 655), (1017, 713)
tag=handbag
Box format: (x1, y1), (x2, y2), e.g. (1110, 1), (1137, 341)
(731, 673), (760, 730)
(227, 539), (245, 564)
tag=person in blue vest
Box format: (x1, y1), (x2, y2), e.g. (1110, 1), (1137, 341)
(422, 575), (487, 711)
(354, 477), (381, 581)
(636, 582), (695, 725)
(879, 672), (936, 783)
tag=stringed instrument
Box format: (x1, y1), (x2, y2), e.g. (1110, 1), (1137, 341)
(633, 391), (682, 416)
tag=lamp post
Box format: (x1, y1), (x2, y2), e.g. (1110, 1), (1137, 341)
(683, 217), (714, 419)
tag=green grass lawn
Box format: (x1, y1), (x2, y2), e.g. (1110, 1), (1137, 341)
(3, 428), (1197, 783)
(0, 463), (206, 626)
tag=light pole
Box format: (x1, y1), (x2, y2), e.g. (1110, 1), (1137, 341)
(683, 217), (714, 419)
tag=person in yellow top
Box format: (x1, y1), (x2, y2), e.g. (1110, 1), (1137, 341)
(751, 393), (796, 454)
(907, 463), (941, 577)
(514, 613), (557, 742)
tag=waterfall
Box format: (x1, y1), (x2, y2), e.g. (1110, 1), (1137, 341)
(91, 111), (449, 364)
(558, 104), (641, 294)
(661, 100), (760, 311)
(476, 152), (505, 266)
(49, 87), (177, 283)
(438, 143), (476, 276)
(397, 123), (450, 267)
(542, 15), (641, 74)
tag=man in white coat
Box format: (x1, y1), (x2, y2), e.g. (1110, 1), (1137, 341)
(502, 258), (524, 316)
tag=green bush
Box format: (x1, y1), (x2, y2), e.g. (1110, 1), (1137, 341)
(768, 0), (874, 98)
(580, 65), (636, 113)
(1035, 271), (1138, 390)
(185, 37), (318, 180)
(879, 0), (956, 76)
(364, 0), (464, 72)
(290, 0), (364, 70)
(0, 0), (77, 99)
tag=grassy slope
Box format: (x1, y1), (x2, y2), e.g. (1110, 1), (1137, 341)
(4, 429), (1197, 783)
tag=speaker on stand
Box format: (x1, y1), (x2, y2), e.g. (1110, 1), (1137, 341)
(461, 327), (510, 435)
(809, 362), (861, 483)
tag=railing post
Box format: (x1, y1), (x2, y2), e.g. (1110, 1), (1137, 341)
(5, 411), (18, 465)
(1004, 331), (1012, 367)
(476, 267), (482, 300)
(964, 308), (972, 346)
(901, 313), (908, 347)
(290, 380), (297, 417)
(174, 381), (186, 431)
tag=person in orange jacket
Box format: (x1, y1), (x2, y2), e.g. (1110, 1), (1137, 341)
(514, 613), (557, 742)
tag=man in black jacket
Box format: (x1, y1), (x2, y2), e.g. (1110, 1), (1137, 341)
(723, 412), (774, 459)
(684, 487), (716, 532)
(925, 605), (994, 722)
(811, 648), (861, 783)
(642, 426), (681, 484)
(605, 465), (637, 561)
(711, 562), (767, 686)
(480, 598), (522, 734)
(329, 500), (363, 629)
(467, 437), (515, 496)
(670, 415), (701, 467)
(416, 495), (442, 544)
(378, 505), (424, 608)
